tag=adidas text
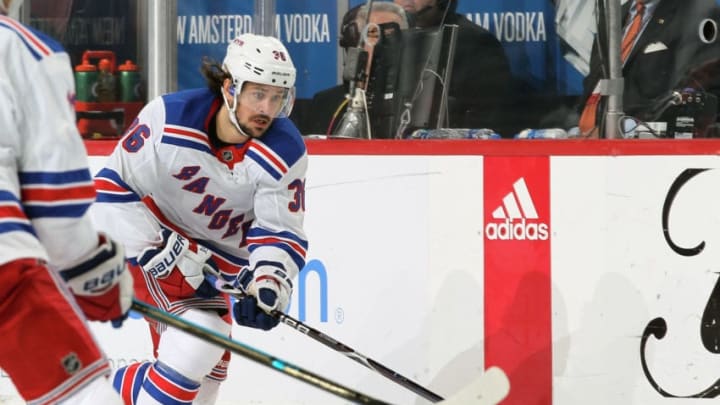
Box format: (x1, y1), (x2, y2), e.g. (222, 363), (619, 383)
(485, 218), (549, 240)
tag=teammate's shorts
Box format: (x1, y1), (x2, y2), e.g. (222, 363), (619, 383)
(0, 258), (110, 404)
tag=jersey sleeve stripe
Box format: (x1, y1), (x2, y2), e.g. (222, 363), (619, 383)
(246, 237), (306, 270)
(161, 136), (213, 156)
(0, 204), (28, 221)
(95, 193), (141, 203)
(246, 228), (308, 250)
(15, 171), (96, 218)
(0, 193), (35, 235)
(23, 203), (92, 219)
(246, 228), (308, 270)
(248, 227), (308, 246)
(19, 168), (93, 185)
(165, 125), (208, 141)
(0, 221), (36, 235)
(94, 178), (130, 193)
(95, 168), (135, 191)
(245, 149), (282, 180)
(162, 125), (212, 155)
(0, 16), (51, 60)
(21, 184), (96, 202)
(95, 168), (142, 203)
(246, 235), (307, 256)
(249, 140), (290, 173)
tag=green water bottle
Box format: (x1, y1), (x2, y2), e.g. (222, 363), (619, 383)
(74, 59), (98, 102)
(118, 60), (141, 102)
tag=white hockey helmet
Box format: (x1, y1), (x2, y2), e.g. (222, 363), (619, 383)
(0, 0), (24, 18)
(222, 33), (296, 121)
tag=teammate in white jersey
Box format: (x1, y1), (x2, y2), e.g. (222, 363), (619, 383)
(0, 1), (133, 404)
(92, 33), (308, 404)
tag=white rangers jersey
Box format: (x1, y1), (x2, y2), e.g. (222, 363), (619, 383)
(0, 16), (99, 269)
(92, 88), (309, 286)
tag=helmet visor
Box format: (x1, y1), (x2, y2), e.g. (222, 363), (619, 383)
(238, 82), (295, 119)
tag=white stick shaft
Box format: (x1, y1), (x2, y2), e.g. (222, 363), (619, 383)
(440, 367), (510, 405)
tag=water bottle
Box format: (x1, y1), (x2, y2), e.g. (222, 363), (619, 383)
(409, 128), (501, 139)
(118, 59), (142, 102)
(74, 59), (98, 102)
(514, 128), (569, 139)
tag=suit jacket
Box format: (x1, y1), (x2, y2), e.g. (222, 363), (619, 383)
(305, 15), (513, 138)
(409, 8), (513, 126)
(302, 83), (349, 136)
(443, 13), (513, 133)
(581, 0), (720, 124)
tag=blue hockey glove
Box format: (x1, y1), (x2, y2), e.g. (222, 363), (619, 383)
(232, 263), (293, 330)
(234, 293), (280, 330)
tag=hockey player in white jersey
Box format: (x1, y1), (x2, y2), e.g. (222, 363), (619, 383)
(0, 1), (133, 404)
(92, 33), (308, 404)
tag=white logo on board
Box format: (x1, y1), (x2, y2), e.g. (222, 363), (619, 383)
(485, 178), (549, 241)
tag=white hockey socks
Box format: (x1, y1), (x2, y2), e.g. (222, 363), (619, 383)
(194, 377), (222, 405)
(113, 309), (231, 404)
(157, 309), (231, 382)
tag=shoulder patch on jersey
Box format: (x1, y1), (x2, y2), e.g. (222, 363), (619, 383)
(0, 16), (64, 60)
(246, 118), (306, 180)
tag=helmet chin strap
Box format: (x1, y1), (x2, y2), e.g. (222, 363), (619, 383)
(221, 88), (253, 140)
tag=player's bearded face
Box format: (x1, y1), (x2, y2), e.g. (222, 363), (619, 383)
(235, 83), (289, 138)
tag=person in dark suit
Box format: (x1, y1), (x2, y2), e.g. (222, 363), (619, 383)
(395, 0), (514, 134)
(301, 5), (360, 136)
(302, 3), (408, 136)
(578, 0), (720, 137)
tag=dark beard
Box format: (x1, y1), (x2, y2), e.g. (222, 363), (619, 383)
(240, 122), (265, 138)
(241, 114), (272, 138)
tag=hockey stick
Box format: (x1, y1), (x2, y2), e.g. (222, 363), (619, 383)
(205, 273), (445, 403)
(130, 299), (389, 405)
(439, 366), (510, 405)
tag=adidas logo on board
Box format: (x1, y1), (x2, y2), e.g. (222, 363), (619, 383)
(485, 178), (549, 241)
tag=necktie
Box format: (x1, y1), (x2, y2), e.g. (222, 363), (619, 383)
(579, 1), (646, 136)
(621, 1), (646, 62)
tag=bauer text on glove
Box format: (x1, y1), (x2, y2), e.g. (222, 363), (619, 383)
(59, 232), (133, 324)
(136, 229), (219, 299)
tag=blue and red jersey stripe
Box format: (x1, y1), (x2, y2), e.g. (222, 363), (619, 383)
(19, 169), (96, 219)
